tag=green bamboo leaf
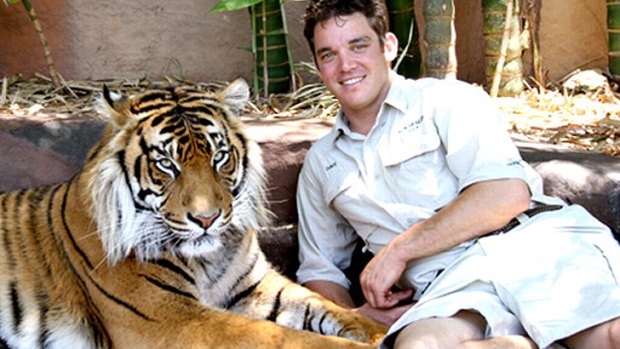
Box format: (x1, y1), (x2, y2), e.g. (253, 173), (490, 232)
(209, 0), (262, 13)
(5, 0), (21, 4)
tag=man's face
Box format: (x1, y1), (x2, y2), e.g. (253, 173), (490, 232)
(313, 13), (397, 117)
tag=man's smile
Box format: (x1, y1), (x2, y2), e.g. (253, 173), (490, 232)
(341, 76), (366, 86)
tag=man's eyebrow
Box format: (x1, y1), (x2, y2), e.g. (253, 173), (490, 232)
(316, 46), (332, 56)
(349, 36), (372, 45)
(316, 35), (373, 56)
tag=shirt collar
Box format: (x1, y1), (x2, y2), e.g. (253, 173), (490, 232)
(382, 71), (409, 114)
(330, 70), (409, 143)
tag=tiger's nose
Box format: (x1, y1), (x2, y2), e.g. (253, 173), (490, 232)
(188, 210), (221, 229)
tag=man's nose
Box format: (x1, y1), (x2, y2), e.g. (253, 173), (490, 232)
(338, 52), (357, 72)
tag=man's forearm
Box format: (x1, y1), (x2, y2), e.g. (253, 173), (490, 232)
(304, 280), (356, 308)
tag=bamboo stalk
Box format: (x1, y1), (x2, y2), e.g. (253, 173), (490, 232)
(386, 0), (422, 78)
(483, 0), (524, 96)
(21, 0), (61, 87)
(608, 0), (620, 79)
(251, 0), (294, 97)
(524, 0), (544, 88)
(489, 0), (513, 97)
(422, 0), (457, 79)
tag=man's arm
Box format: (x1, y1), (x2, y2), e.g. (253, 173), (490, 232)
(304, 280), (414, 326)
(360, 178), (531, 308)
(304, 280), (356, 308)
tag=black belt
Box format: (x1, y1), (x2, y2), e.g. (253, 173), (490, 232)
(484, 204), (564, 237)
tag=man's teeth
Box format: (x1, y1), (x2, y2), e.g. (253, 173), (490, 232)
(342, 77), (364, 85)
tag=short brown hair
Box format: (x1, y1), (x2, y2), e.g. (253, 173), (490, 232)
(303, 0), (388, 57)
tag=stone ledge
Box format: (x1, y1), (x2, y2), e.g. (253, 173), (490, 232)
(1, 114), (618, 239)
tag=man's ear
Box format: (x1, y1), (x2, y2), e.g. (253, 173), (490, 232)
(384, 32), (399, 62)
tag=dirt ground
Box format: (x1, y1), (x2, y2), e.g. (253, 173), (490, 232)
(1, 73), (619, 157)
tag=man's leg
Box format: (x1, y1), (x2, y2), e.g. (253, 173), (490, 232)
(563, 317), (620, 349)
(393, 311), (537, 349)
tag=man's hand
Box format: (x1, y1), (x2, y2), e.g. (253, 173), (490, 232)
(355, 300), (414, 327)
(360, 179), (531, 309)
(360, 234), (411, 309)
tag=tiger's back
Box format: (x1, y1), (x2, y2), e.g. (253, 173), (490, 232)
(0, 79), (385, 349)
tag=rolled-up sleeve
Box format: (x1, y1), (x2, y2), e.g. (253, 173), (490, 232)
(431, 81), (529, 191)
(296, 152), (358, 289)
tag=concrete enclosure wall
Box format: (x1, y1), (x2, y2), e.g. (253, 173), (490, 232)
(0, 0), (608, 84)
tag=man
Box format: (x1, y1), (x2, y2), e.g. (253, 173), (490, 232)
(295, 0), (620, 348)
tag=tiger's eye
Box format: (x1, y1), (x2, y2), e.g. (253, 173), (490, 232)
(158, 159), (173, 169)
(155, 158), (179, 177)
(213, 151), (224, 162)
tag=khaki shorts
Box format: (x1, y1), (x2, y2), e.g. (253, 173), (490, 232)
(381, 205), (620, 349)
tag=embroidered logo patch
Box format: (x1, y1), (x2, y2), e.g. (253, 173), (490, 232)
(399, 114), (425, 133)
(325, 161), (337, 172)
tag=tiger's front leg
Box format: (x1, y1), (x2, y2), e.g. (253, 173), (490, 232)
(230, 269), (387, 345)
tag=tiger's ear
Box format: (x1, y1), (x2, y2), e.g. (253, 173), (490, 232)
(220, 78), (250, 115)
(100, 85), (133, 127)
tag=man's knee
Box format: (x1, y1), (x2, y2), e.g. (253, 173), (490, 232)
(394, 332), (442, 349)
(393, 312), (486, 349)
(566, 317), (620, 348)
(607, 317), (620, 348)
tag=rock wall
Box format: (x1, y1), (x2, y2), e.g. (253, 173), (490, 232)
(0, 0), (607, 84)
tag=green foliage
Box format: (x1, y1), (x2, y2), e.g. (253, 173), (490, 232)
(608, 0), (620, 78)
(386, 0), (421, 79)
(209, 0), (295, 97)
(209, 0), (262, 13)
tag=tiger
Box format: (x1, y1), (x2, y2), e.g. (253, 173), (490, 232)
(0, 78), (386, 349)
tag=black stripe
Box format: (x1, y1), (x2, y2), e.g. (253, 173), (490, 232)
(231, 133), (248, 198)
(86, 143), (104, 162)
(150, 113), (167, 127)
(161, 123), (182, 135)
(337, 325), (352, 338)
(149, 259), (195, 284)
(28, 189), (54, 281)
(0, 335), (12, 349)
(141, 274), (196, 300)
(266, 287), (285, 322)
(318, 313), (328, 335)
(46, 183), (112, 348)
(118, 149), (132, 198)
(35, 270), (51, 349)
(226, 281), (260, 309)
(60, 181), (94, 269)
(180, 96), (219, 106)
(1, 193), (15, 271)
(186, 113), (216, 127)
(302, 304), (313, 331)
(47, 184), (82, 277)
(138, 90), (170, 104)
(9, 282), (22, 334)
(228, 252), (259, 293)
(86, 274), (153, 321)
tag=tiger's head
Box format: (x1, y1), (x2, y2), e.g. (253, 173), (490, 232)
(88, 79), (267, 264)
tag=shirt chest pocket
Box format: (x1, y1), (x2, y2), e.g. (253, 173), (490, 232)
(379, 120), (442, 167)
(378, 123), (453, 208)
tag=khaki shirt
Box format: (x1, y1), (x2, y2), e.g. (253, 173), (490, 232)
(296, 72), (540, 296)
